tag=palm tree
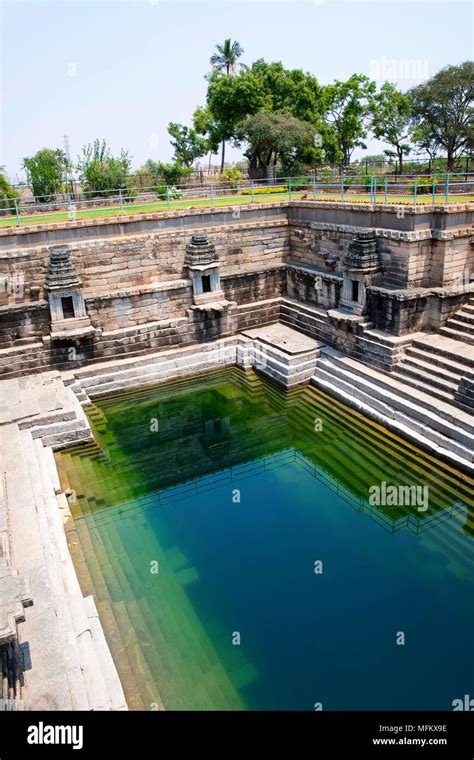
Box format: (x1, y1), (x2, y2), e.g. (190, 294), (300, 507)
(210, 39), (247, 171)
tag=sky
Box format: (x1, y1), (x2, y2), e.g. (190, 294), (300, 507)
(1, 0), (472, 181)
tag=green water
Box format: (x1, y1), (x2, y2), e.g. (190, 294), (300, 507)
(58, 367), (474, 711)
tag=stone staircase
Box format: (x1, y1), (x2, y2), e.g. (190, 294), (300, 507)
(391, 333), (474, 407)
(0, 423), (127, 709)
(288, 384), (473, 537)
(313, 347), (474, 472)
(57, 445), (254, 711)
(54, 368), (473, 713)
(280, 297), (414, 371)
(439, 297), (474, 345)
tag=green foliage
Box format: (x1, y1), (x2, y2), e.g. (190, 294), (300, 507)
(193, 106), (222, 154)
(409, 62), (474, 170)
(210, 38), (247, 75)
(323, 74), (376, 167)
(0, 170), (19, 214)
(219, 165), (241, 188)
(235, 111), (317, 178)
(359, 175), (373, 189)
(123, 184), (137, 203)
(289, 181), (311, 190)
(241, 186), (287, 195)
(370, 82), (412, 171)
(167, 123), (208, 167)
(155, 185), (182, 201)
(145, 160), (189, 186)
(205, 59), (328, 161)
(78, 139), (131, 197)
(22, 148), (65, 202)
(407, 175), (439, 193)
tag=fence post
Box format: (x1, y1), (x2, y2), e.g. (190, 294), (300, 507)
(369, 176), (373, 203)
(340, 176), (344, 203)
(373, 176), (377, 204)
(119, 189), (123, 213)
(13, 198), (20, 227)
(251, 180), (254, 203)
(384, 177), (388, 204)
(414, 175), (417, 208)
(288, 177), (291, 200)
(210, 185), (214, 208)
(432, 176), (435, 206)
(312, 174), (316, 201)
(166, 186), (171, 211)
(445, 174), (449, 204)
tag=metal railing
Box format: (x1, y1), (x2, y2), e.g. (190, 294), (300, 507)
(1, 173), (473, 228)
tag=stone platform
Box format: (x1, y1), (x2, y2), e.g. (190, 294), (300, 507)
(241, 323), (322, 388)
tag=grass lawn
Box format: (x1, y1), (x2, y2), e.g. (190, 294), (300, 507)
(0, 191), (472, 228)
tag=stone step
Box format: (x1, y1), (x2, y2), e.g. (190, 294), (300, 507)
(299, 386), (473, 506)
(392, 363), (458, 398)
(320, 349), (474, 437)
(313, 362), (473, 472)
(86, 495), (240, 709)
(403, 348), (469, 380)
(462, 304), (474, 315)
(0, 342), (43, 358)
(412, 336), (474, 367)
(389, 371), (455, 404)
(27, 435), (124, 710)
(445, 317), (474, 335)
(455, 311), (474, 325)
(439, 326), (474, 345)
(314, 353), (474, 467)
(71, 509), (157, 709)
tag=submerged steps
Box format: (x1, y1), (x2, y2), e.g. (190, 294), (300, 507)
(53, 362), (473, 712)
(313, 348), (474, 472)
(294, 386), (473, 507)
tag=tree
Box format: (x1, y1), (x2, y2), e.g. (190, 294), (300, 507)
(77, 139), (131, 197)
(209, 38), (247, 171)
(143, 160), (189, 186)
(22, 148), (65, 202)
(323, 74), (376, 169)
(411, 121), (439, 168)
(193, 106), (222, 171)
(235, 111), (317, 178)
(249, 59), (323, 124)
(0, 168), (19, 214)
(167, 122), (208, 167)
(210, 38), (247, 75)
(409, 62), (473, 171)
(370, 82), (412, 173)
(204, 60), (333, 171)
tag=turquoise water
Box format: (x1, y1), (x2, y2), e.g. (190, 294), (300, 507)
(58, 367), (474, 710)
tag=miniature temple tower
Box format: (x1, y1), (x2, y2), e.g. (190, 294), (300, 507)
(44, 246), (95, 339)
(185, 234), (224, 304)
(339, 230), (382, 315)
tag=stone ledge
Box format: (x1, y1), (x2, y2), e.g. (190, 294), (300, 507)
(302, 221), (473, 242)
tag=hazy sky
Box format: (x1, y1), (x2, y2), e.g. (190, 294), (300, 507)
(1, 0), (472, 180)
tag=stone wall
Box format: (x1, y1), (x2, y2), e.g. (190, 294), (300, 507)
(286, 265), (342, 310)
(0, 301), (49, 347)
(0, 201), (471, 378)
(0, 206), (289, 304)
(287, 202), (473, 289)
(366, 284), (474, 335)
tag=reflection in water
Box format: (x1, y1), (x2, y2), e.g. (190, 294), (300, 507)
(57, 367), (473, 711)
